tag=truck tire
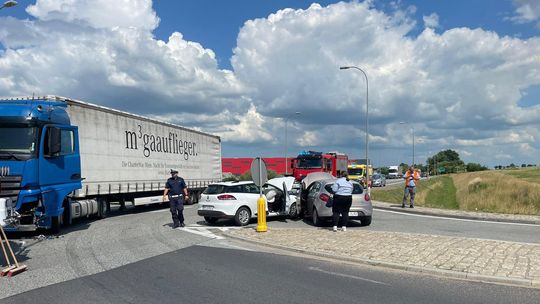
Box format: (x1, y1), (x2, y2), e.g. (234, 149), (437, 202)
(97, 198), (109, 219)
(63, 199), (73, 226)
(51, 215), (62, 234)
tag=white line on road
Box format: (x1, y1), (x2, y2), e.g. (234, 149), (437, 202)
(179, 227), (225, 239)
(308, 267), (390, 286)
(376, 209), (540, 227)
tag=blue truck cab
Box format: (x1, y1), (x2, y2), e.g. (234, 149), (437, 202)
(0, 97), (82, 232)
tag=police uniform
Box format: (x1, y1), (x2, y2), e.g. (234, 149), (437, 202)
(165, 170), (187, 228)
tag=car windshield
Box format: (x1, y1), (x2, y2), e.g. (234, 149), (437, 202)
(296, 157), (322, 169)
(0, 126), (39, 159)
(325, 183), (363, 194)
(348, 168), (364, 175)
(372, 174), (381, 179)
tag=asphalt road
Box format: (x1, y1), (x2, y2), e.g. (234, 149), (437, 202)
(1, 201), (539, 301)
(3, 245), (539, 304)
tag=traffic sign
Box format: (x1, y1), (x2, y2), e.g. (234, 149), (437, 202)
(250, 157), (268, 187)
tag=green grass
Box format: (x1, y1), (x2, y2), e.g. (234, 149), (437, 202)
(424, 176), (458, 209)
(372, 176), (458, 209)
(370, 185), (404, 203)
(498, 167), (540, 184)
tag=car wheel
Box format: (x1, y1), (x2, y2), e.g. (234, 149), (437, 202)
(360, 215), (372, 226)
(288, 202), (299, 219)
(234, 207), (251, 226)
(312, 207), (321, 227)
(204, 216), (219, 224)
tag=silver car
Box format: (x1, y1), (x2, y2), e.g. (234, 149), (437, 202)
(372, 173), (386, 187)
(300, 175), (373, 226)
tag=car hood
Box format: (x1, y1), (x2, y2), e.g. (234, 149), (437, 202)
(301, 172), (335, 189)
(265, 176), (296, 191)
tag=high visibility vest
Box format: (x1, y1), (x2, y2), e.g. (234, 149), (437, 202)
(404, 170), (420, 187)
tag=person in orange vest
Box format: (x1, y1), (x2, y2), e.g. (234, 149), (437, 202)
(402, 166), (420, 208)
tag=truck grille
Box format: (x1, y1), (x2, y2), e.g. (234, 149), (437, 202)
(0, 175), (22, 203)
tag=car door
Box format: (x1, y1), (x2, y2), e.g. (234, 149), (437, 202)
(306, 182), (321, 215)
(241, 183), (261, 215)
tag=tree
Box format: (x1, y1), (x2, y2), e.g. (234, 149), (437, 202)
(379, 166), (389, 175)
(426, 149), (465, 174)
(466, 163), (488, 172)
(239, 169), (279, 181)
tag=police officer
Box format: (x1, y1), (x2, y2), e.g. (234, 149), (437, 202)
(163, 169), (189, 228)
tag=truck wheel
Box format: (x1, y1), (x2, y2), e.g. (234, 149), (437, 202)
(63, 199), (73, 226)
(97, 198), (109, 219)
(51, 215), (62, 234)
(234, 207), (251, 226)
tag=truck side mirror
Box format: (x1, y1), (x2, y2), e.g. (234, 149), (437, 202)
(46, 127), (61, 157)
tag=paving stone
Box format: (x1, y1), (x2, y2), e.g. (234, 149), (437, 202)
(227, 228), (540, 284)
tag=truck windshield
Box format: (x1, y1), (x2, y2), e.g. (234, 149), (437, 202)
(389, 169), (398, 173)
(0, 127), (39, 159)
(348, 168), (364, 175)
(296, 158), (322, 169)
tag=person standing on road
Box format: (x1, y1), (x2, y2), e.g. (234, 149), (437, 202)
(163, 169), (189, 228)
(331, 171), (354, 232)
(402, 166), (420, 208)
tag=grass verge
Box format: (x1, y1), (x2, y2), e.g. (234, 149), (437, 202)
(371, 176), (458, 209)
(373, 168), (540, 215)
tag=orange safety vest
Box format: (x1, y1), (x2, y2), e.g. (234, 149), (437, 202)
(404, 170), (420, 187)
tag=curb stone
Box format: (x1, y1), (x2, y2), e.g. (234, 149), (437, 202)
(372, 201), (540, 225)
(222, 229), (539, 289)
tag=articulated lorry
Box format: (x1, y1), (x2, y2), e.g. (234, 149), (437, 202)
(0, 96), (222, 232)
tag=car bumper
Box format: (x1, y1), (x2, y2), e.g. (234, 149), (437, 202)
(316, 206), (372, 218)
(197, 210), (234, 219)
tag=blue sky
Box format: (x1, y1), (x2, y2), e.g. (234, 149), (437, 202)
(1, 1), (540, 167)
(150, 0), (540, 70)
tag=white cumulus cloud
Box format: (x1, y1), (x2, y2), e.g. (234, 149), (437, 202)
(509, 0), (540, 24)
(423, 13), (439, 28)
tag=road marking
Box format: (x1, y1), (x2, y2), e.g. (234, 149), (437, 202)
(179, 226), (225, 239)
(308, 267), (390, 286)
(376, 209), (540, 227)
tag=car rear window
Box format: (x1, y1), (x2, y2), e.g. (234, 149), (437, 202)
(203, 185), (226, 194)
(203, 183), (259, 194)
(324, 183), (363, 194)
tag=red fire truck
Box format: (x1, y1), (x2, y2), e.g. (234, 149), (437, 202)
(292, 151), (349, 181)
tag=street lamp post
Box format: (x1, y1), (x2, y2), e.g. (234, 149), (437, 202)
(339, 65), (370, 193)
(285, 112), (301, 175)
(0, 1), (17, 10)
(400, 122), (415, 166)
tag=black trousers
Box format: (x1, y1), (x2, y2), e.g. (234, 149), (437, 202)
(332, 194), (352, 227)
(169, 197), (185, 227)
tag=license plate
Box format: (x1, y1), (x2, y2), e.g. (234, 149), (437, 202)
(202, 205), (214, 210)
(348, 212), (358, 216)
